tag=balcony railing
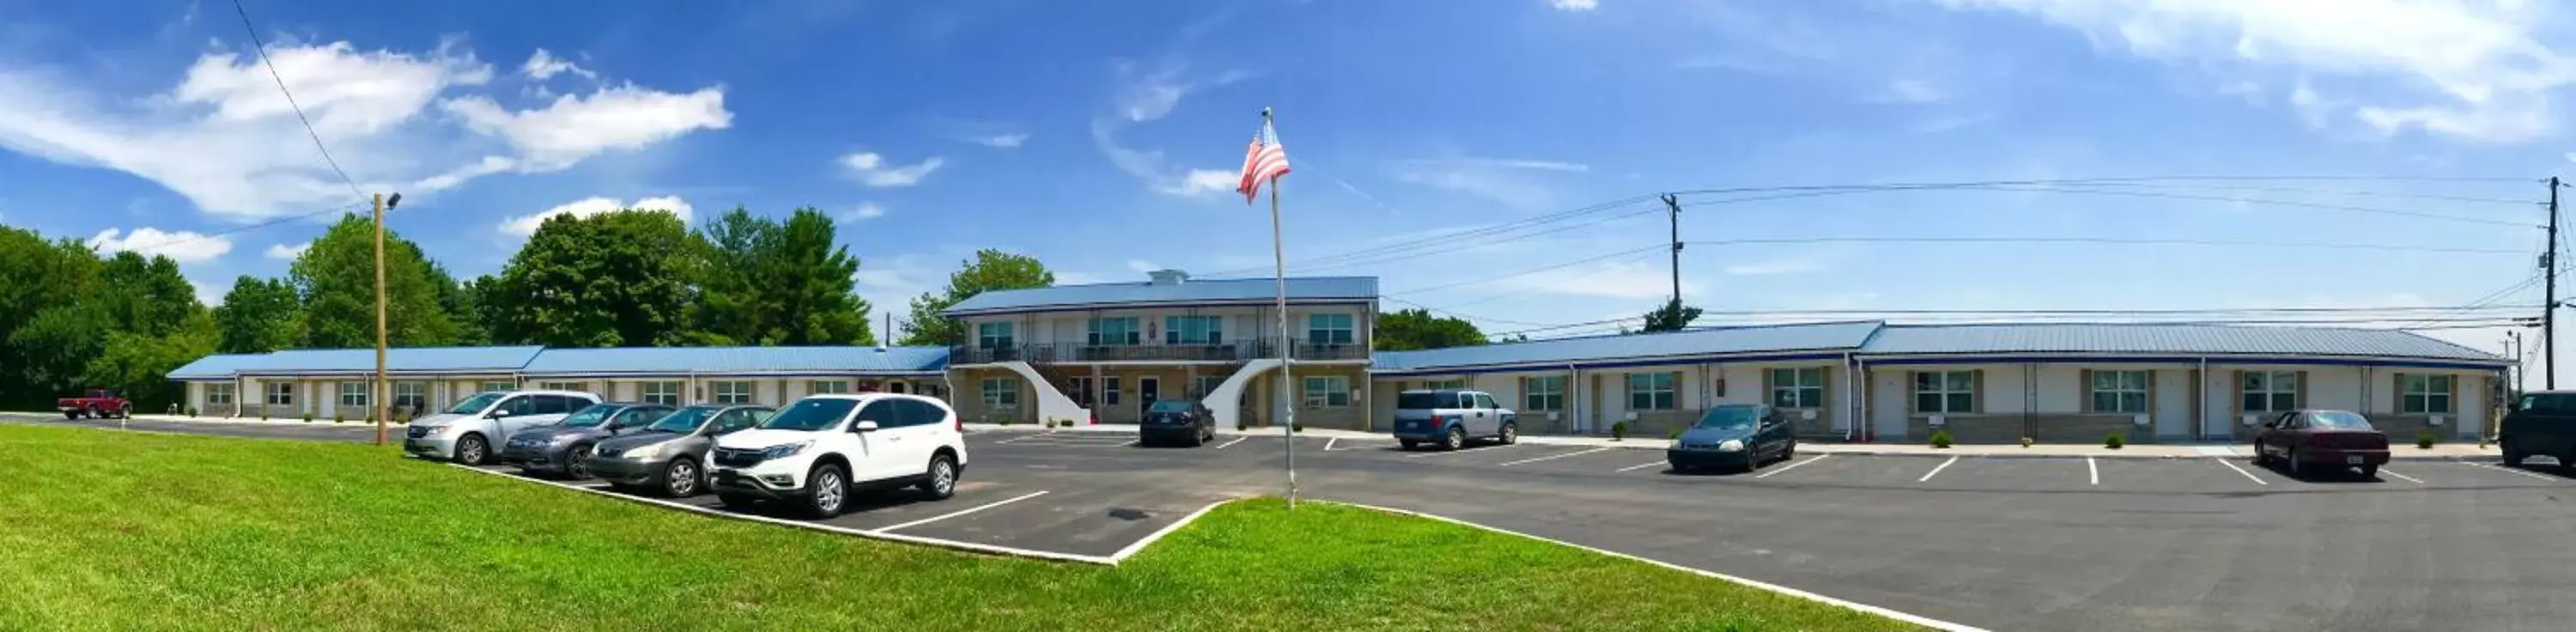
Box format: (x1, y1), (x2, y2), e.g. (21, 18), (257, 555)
(951, 337), (1367, 364)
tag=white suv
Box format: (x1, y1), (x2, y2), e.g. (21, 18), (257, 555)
(403, 390), (600, 465)
(708, 393), (968, 517)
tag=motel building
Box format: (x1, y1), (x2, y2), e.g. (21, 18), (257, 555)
(165, 270), (2510, 444)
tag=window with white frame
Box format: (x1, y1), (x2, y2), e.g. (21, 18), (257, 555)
(1086, 318), (1141, 346)
(1770, 368), (1825, 409)
(1067, 377), (1095, 405)
(1424, 379), (1466, 391)
(1307, 313), (1355, 345)
(641, 381), (681, 406)
(711, 381), (754, 404)
(981, 378), (1018, 409)
(1191, 376), (1225, 399)
(265, 382), (295, 406)
(479, 380), (514, 394)
(2401, 374), (2454, 414)
(338, 381), (370, 408)
(1303, 376), (1352, 407)
(811, 380), (850, 395)
(1626, 373), (1675, 410)
(2240, 371), (2299, 413)
(206, 383), (235, 405)
(2090, 370), (2150, 414)
(1522, 375), (1564, 411)
(1912, 371), (1975, 414)
(1164, 315), (1224, 344)
(977, 322), (1013, 349)
(393, 382), (428, 412)
(1103, 377), (1122, 406)
(539, 381), (585, 392)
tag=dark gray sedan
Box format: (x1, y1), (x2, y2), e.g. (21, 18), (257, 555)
(495, 402), (676, 478)
(591, 405), (774, 496)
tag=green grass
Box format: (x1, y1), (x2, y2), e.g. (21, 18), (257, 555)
(0, 425), (1917, 631)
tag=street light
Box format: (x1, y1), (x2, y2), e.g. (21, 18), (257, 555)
(373, 191), (402, 446)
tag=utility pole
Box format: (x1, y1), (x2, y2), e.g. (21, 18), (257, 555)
(1662, 193), (1683, 308)
(2549, 177), (2562, 389)
(372, 193), (402, 446)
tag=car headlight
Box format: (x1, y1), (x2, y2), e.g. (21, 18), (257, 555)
(623, 442), (664, 459)
(1717, 439), (1745, 453)
(761, 441), (812, 459)
(1668, 439), (1684, 449)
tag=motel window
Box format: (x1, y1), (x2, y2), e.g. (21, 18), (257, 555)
(1087, 318), (1142, 346)
(1424, 379), (1466, 391)
(1068, 377), (1095, 406)
(1522, 375), (1564, 411)
(712, 381), (754, 405)
(811, 380), (851, 395)
(265, 382), (295, 406)
(2090, 370), (2150, 414)
(1307, 313), (1355, 345)
(1103, 377), (1122, 406)
(338, 381), (370, 408)
(393, 382), (428, 412)
(1192, 376), (1226, 399)
(206, 383), (235, 405)
(641, 381), (682, 406)
(1912, 371), (1976, 414)
(1164, 315), (1224, 344)
(2401, 374), (2453, 415)
(981, 379), (1018, 409)
(1770, 368), (1825, 409)
(479, 380), (514, 394)
(1303, 376), (1352, 408)
(1626, 373), (1675, 410)
(539, 381), (586, 392)
(977, 322), (1014, 349)
(2241, 371), (2299, 413)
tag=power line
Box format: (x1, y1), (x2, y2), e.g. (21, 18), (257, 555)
(2036, 180), (2537, 206)
(1383, 245), (1666, 295)
(102, 201), (368, 253)
(230, 0), (367, 203)
(1684, 236), (2524, 254)
(1675, 183), (2532, 227)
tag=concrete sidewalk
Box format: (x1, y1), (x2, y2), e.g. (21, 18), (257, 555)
(961, 422), (2500, 460)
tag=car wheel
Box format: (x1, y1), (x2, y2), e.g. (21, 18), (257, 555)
(718, 493), (758, 511)
(805, 464), (848, 518)
(116, 403), (131, 419)
(1399, 439), (1419, 451)
(2503, 441), (2525, 467)
(2287, 448), (2302, 478)
(454, 434), (490, 465)
(664, 458), (702, 497)
(2361, 464), (2379, 480)
(918, 453), (959, 501)
(61, 410), (76, 420)
(1443, 426), (1465, 451)
(86, 405), (101, 420)
(1499, 422), (1518, 445)
(565, 444), (597, 479)
(2251, 441), (2269, 466)
(1781, 441), (1795, 463)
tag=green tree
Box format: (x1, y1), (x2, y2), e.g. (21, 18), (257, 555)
(289, 215), (459, 348)
(684, 207), (775, 345)
(83, 310), (217, 413)
(0, 228), (104, 408)
(1373, 308), (1487, 351)
(215, 276), (302, 354)
(448, 275), (495, 346)
(901, 249), (1054, 346)
(487, 209), (696, 347)
(1638, 299), (1704, 333)
(94, 252), (197, 335)
(685, 208), (873, 345)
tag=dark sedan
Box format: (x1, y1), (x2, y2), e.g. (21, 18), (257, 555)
(2251, 410), (2391, 478)
(1666, 404), (1797, 473)
(1139, 399), (1217, 447)
(496, 402), (675, 478)
(590, 404), (774, 496)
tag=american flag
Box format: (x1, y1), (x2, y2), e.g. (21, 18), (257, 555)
(1236, 118), (1291, 204)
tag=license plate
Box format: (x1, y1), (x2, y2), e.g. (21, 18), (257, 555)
(2346, 455), (2363, 465)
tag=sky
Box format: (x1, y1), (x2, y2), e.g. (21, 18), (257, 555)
(5, 0), (2576, 385)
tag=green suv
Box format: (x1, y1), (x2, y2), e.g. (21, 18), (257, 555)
(2500, 392), (2576, 469)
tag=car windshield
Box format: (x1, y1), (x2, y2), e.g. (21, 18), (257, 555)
(1149, 400), (1198, 412)
(1397, 392), (1445, 410)
(444, 392), (504, 415)
(761, 398), (859, 432)
(559, 404), (622, 428)
(2310, 411), (2373, 430)
(1696, 406), (1763, 430)
(645, 407), (721, 433)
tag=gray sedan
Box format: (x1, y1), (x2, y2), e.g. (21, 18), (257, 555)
(495, 403), (676, 478)
(591, 405), (775, 497)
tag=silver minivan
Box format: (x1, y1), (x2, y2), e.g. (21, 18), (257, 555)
(402, 390), (600, 465)
(1389, 389), (1517, 451)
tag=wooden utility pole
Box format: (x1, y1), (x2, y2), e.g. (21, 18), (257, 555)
(2549, 178), (2561, 389)
(1663, 193), (1683, 308)
(373, 193), (390, 446)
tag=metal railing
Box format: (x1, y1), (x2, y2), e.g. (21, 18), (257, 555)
(951, 337), (1367, 364)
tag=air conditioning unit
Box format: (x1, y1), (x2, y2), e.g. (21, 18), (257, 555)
(2132, 414), (2150, 427)
(1928, 415), (1947, 427)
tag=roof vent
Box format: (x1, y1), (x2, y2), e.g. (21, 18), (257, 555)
(1148, 269), (1191, 286)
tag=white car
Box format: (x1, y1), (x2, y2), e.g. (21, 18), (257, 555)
(403, 390), (601, 465)
(708, 393), (968, 517)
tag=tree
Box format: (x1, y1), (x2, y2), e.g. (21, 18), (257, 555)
(685, 208), (873, 345)
(486, 209), (696, 347)
(94, 252), (197, 335)
(1639, 299), (1704, 333)
(1374, 308), (1488, 351)
(215, 276), (301, 354)
(0, 228), (103, 409)
(289, 215), (459, 348)
(448, 275), (495, 346)
(83, 311), (217, 413)
(901, 249), (1054, 346)
(684, 207), (776, 345)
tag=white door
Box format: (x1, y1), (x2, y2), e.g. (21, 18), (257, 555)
(889, 398), (945, 477)
(848, 399), (905, 482)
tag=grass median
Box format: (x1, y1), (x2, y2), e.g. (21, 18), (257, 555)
(0, 424), (1917, 631)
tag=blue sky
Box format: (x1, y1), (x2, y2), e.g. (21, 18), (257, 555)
(4, 0), (2574, 380)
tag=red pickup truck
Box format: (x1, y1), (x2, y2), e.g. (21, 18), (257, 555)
(58, 388), (131, 419)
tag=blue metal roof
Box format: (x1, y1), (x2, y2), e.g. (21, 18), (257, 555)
(1857, 323), (2506, 362)
(520, 345), (951, 375)
(234, 346), (546, 374)
(1371, 321), (1884, 373)
(943, 276), (1377, 316)
(167, 354), (268, 380)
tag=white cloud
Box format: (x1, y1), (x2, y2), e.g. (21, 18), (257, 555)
(497, 195), (693, 236)
(1498, 258), (1700, 300)
(1126, 259), (1160, 272)
(839, 203), (886, 222)
(264, 241), (309, 259)
(441, 82), (732, 172)
(1550, 0), (1600, 10)
(87, 227), (233, 263)
(965, 133), (1028, 148)
(1947, 0), (2576, 141)
(519, 48), (596, 82)
(1090, 118), (1242, 198)
(1876, 78), (1948, 103)
(838, 152), (945, 187)
(1722, 260), (1819, 276)
(1389, 155), (1589, 206)
(1164, 169), (1240, 197)
(849, 254), (941, 321)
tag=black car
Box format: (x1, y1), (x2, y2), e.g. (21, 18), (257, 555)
(1139, 399), (1217, 447)
(496, 402), (676, 478)
(1665, 404), (1797, 473)
(2501, 391), (2576, 469)
(590, 404), (775, 496)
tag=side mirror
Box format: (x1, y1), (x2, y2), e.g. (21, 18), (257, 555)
(2261, 422), (2277, 429)
(855, 420), (881, 433)
(489, 410), (513, 419)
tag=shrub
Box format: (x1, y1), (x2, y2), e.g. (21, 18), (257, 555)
(1236, 419), (1251, 432)
(185, 406), (198, 417)
(332, 412), (345, 424)
(1929, 429), (1953, 449)
(2020, 436), (2033, 448)
(1610, 421), (1629, 441)
(2416, 429), (2438, 450)
(1291, 422), (1305, 433)
(258, 411), (269, 421)
(995, 417), (1012, 427)
(2104, 432), (2125, 449)
(302, 412), (315, 423)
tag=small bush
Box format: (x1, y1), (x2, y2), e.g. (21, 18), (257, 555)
(995, 417), (1012, 427)
(1929, 429), (1953, 449)
(2020, 436), (2033, 448)
(1291, 422), (1305, 433)
(2416, 429), (2439, 450)
(302, 412), (315, 423)
(258, 411), (269, 421)
(1236, 419), (1251, 432)
(332, 412), (345, 424)
(1610, 421), (1629, 441)
(2104, 432), (2125, 450)
(185, 406), (198, 417)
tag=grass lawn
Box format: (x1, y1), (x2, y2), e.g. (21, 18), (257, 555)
(0, 424), (1918, 631)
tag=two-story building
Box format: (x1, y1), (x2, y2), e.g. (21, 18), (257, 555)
(940, 270), (1376, 430)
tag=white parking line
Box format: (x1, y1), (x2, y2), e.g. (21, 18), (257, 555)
(1120, 440), (1139, 447)
(1496, 447), (1612, 467)
(2379, 468), (2425, 483)
(2464, 461), (2558, 481)
(2213, 457), (2269, 485)
(2087, 457), (2099, 486)
(871, 490), (1051, 533)
(1615, 459), (1666, 472)
(1755, 454), (1827, 478)
(1917, 456), (1959, 483)
(1212, 436), (1249, 450)
(1406, 445), (1514, 458)
(996, 433), (1054, 444)
(1324, 437), (1339, 452)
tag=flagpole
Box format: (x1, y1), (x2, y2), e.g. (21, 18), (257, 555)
(1265, 107), (1298, 511)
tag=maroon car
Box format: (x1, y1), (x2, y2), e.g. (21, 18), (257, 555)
(2251, 410), (2391, 478)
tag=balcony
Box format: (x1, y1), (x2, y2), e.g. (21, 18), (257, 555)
(951, 337), (1368, 364)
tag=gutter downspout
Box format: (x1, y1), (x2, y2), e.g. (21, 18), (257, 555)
(1840, 352), (1856, 441)
(2196, 357), (2208, 441)
(1567, 363), (1583, 434)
